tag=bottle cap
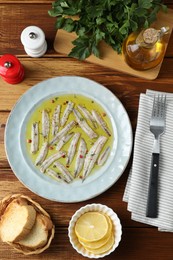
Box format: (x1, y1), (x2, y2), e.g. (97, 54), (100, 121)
(136, 27), (169, 48)
(21, 26), (47, 57)
(143, 28), (158, 45)
(0, 54), (24, 84)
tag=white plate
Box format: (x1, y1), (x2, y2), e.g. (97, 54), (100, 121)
(5, 76), (132, 202)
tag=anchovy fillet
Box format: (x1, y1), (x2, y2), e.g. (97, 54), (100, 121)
(52, 105), (61, 136)
(40, 150), (66, 173)
(42, 109), (50, 138)
(67, 132), (80, 165)
(35, 141), (48, 166)
(97, 146), (111, 166)
(82, 136), (107, 181)
(74, 138), (87, 178)
(73, 108), (97, 139)
(60, 101), (74, 127)
(53, 161), (73, 183)
(46, 168), (68, 183)
(77, 105), (97, 128)
(56, 132), (74, 151)
(31, 122), (39, 154)
(49, 120), (76, 146)
(92, 110), (111, 136)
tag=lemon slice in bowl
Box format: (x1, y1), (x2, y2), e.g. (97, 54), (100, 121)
(79, 231), (111, 250)
(78, 214), (113, 249)
(68, 204), (122, 258)
(75, 212), (109, 242)
(84, 232), (115, 255)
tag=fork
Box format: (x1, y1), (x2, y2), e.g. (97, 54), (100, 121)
(146, 95), (166, 218)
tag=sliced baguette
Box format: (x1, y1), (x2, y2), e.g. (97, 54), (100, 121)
(1, 194), (55, 255)
(17, 213), (51, 249)
(0, 198), (36, 242)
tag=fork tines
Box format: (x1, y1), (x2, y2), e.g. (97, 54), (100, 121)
(152, 95), (166, 119)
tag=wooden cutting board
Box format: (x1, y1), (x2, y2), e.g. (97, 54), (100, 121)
(54, 8), (173, 80)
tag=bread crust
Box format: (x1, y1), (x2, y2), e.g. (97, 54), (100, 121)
(17, 213), (49, 249)
(0, 198), (36, 242)
(0, 194), (55, 255)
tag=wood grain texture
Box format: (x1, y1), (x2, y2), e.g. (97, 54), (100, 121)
(1, 2), (173, 260)
(0, 4), (56, 55)
(1, 226), (173, 260)
(0, 0), (52, 2)
(1, 58), (173, 111)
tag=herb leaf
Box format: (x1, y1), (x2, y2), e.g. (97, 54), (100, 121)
(49, 0), (167, 60)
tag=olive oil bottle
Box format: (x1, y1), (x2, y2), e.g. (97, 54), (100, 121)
(123, 27), (169, 70)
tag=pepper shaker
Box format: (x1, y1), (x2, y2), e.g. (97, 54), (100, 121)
(21, 26), (47, 57)
(0, 54), (24, 84)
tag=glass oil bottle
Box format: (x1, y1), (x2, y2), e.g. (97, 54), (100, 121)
(123, 27), (169, 70)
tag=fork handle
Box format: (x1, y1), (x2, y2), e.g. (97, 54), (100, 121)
(146, 153), (159, 218)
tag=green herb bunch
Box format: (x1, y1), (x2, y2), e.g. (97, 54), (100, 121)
(48, 0), (167, 60)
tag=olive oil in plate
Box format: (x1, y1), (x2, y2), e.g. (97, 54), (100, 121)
(26, 94), (114, 183)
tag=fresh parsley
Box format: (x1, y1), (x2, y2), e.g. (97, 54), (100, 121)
(48, 0), (167, 60)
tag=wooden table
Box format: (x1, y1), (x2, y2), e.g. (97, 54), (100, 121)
(1, 1), (173, 259)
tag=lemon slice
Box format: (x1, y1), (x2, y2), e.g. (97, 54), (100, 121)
(79, 232), (111, 250)
(75, 212), (109, 242)
(79, 214), (113, 249)
(85, 232), (115, 255)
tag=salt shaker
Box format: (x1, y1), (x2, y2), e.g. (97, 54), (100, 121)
(21, 26), (47, 57)
(0, 54), (24, 84)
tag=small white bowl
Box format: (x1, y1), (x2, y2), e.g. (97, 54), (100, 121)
(68, 203), (122, 258)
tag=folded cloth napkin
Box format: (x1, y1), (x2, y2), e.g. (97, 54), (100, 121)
(123, 89), (173, 232)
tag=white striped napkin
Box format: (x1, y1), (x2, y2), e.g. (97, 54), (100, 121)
(123, 90), (173, 232)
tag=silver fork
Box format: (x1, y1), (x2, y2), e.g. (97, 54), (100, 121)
(146, 94), (166, 218)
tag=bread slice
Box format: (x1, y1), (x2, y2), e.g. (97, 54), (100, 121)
(17, 213), (51, 249)
(0, 198), (36, 242)
(0, 194), (55, 255)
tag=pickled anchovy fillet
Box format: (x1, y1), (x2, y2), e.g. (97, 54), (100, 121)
(54, 161), (73, 183)
(40, 150), (66, 173)
(46, 168), (68, 183)
(97, 146), (111, 166)
(56, 132), (74, 151)
(35, 141), (48, 166)
(74, 138), (87, 178)
(31, 122), (39, 154)
(73, 108), (97, 139)
(92, 110), (111, 136)
(49, 120), (76, 146)
(60, 101), (74, 127)
(77, 105), (97, 128)
(52, 105), (61, 136)
(66, 132), (80, 165)
(82, 136), (107, 182)
(42, 109), (50, 138)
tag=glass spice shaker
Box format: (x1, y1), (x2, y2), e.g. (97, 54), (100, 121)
(123, 26), (169, 70)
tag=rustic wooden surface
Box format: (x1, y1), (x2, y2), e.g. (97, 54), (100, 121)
(1, 1), (173, 260)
